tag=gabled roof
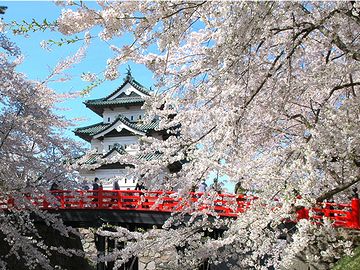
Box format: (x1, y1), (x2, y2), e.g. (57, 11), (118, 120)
(84, 70), (151, 116)
(79, 153), (102, 165)
(103, 145), (127, 158)
(136, 152), (163, 161)
(104, 71), (151, 99)
(76, 146), (126, 166)
(74, 115), (159, 142)
(93, 115), (146, 138)
(74, 122), (111, 142)
(77, 147), (161, 168)
(85, 95), (145, 106)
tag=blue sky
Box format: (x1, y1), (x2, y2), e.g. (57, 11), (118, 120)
(2, 1), (235, 191)
(2, 1), (154, 143)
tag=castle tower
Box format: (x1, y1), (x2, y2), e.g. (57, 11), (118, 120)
(74, 70), (162, 189)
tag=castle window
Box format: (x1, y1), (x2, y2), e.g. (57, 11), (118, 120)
(130, 116), (134, 121)
(138, 115), (142, 120)
(125, 178), (127, 184)
(108, 145), (111, 150)
(108, 117), (111, 122)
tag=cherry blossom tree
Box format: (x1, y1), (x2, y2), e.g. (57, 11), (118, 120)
(0, 27), (88, 268)
(30, 1), (360, 269)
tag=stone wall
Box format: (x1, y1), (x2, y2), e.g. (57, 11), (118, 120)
(0, 224), (93, 270)
(79, 228), (98, 267)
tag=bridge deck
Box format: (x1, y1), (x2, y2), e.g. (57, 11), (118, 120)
(1, 190), (359, 229)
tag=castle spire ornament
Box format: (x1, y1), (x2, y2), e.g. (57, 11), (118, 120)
(125, 66), (133, 82)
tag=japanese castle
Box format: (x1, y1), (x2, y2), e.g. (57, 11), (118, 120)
(74, 70), (164, 189)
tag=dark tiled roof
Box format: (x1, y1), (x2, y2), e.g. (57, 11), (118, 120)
(93, 115), (159, 135)
(80, 154), (102, 165)
(74, 122), (110, 136)
(103, 145), (127, 158)
(74, 116), (159, 141)
(136, 121), (159, 131)
(76, 146), (126, 166)
(84, 96), (145, 107)
(103, 74), (150, 98)
(82, 152), (162, 165)
(113, 115), (159, 134)
(83, 72), (151, 116)
(136, 152), (163, 161)
(79, 150), (162, 166)
(85, 73), (150, 106)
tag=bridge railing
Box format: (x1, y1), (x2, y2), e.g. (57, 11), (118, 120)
(1, 190), (359, 229)
(296, 199), (360, 229)
(34, 190), (257, 217)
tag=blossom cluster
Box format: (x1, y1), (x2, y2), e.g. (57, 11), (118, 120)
(57, 1), (360, 269)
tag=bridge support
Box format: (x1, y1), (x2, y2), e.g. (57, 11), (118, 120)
(107, 237), (115, 270)
(198, 260), (210, 270)
(94, 228), (139, 270)
(95, 233), (106, 270)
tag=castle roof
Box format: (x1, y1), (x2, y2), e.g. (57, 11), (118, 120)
(78, 147), (162, 166)
(84, 70), (151, 116)
(74, 115), (159, 142)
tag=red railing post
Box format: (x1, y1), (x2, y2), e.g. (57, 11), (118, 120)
(43, 196), (50, 209)
(7, 197), (14, 209)
(98, 188), (103, 208)
(296, 207), (309, 220)
(350, 198), (360, 229)
(60, 192), (65, 209)
(79, 191), (84, 208)
(324, 203), (331, 220)
(117, 191), (121, 208)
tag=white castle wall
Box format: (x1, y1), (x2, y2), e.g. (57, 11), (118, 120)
(103, 107), (144, 123)
(80, 168), (136, 190)
(102, 136), (139, 153)
(91, 136), (140, 154)
(91, 138), (102, 152)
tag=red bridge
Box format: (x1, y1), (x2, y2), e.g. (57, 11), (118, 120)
(1, 190), (360, 230)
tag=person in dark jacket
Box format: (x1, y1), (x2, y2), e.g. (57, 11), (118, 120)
(234, 178), (246, 194)
(49, 182), (61, 207)
(111, 179), (120, 204)
(135, 181), (145, 190)
(92, 177), (100, 190)
(92, 178), (102, 205)
(113, 179), (120, 190)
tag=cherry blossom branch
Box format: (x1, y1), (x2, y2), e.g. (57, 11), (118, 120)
(316, 174), (360, 202)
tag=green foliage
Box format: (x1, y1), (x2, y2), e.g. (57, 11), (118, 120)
(11, 19), (84, 47)
(80, 79), (104, 96)
(12, 18), (56, 34)
(332, 246), (360, 270)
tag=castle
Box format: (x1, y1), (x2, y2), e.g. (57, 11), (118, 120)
(74, 70), (165, 189)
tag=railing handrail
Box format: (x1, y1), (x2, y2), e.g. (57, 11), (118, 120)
(1, 189), (359, 229)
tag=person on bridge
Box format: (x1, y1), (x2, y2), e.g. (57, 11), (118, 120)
(92, 178), (102, 206)
(113, 179), (120, 190)
(49, 182), (61, 207)
(135, 181), (145, 190)
(198, 181), (207, 193)
(92, 177), (101, 190)
(234, 179), (247, 195)
(111, 179), (120, 204)
(50, 182), (59, 191)
(81, 180), (90, 191)
(211, 179), (222, 194)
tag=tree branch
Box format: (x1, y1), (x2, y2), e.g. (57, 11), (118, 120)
(316, 174), (360, 202)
